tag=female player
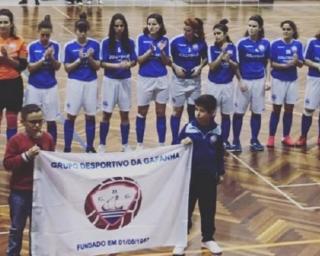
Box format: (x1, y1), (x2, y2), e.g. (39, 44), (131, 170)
(231, 14), (270, 152)
(266, 20), (303, 147)
(207, 19), (237, 150)
(170, 17), (208, 144)
(25, 15), (61, 145)
(99, 13), (137, 152)
(135, 13), (170, 149)
(0, 9), (27, 141)
(295, 31), (320, 147)
(63, 12), (100, 152)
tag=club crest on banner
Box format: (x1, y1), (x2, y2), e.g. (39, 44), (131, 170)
(84, 177), (142, 230)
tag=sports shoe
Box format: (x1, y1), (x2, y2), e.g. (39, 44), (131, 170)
(266, 136), (275, 148)
(97, 144), (106, 153)
(172, 246), (185, 256)
(63, 147), (71, 153)
(86, 147), (96, 153)
(121, 144), (132, 152)
(136, 143), (144, 150)
(250, 139), (264, 152)
(223, 141), (233, 151)
(281, 136), (295, 147)
(98, 0), (102, 4)
(35, 0), (40, 5)
(230, 142), (242, 152)
(295, 136), (307, 147)
(201, 240), (222, 254)
(18, 0), (27, 4)
(86, 0), (92, 4)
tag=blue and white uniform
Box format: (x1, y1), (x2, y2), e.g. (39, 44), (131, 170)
(63, 38), (100, 115)
(304, 38), (320, 110)
(207, 43), (237, 114)
(235, 37), (270, 113)
(100, 37), (137, 112)
(25, 40), (60, 121)
(270, 38), (304, 105)
(170, 34), (208, 107)
(136, 33), (169, 106)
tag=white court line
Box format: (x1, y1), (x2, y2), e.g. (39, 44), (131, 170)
(277, 183), (320, 188)
(52, 6), (71, 19)
(229, 153), (320, 211)
(0, 204), (8, 208)
(0, 231), (9, 235)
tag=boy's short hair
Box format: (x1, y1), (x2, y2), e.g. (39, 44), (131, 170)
(194, 94), (217, 113)
(21, 104), (42, 121)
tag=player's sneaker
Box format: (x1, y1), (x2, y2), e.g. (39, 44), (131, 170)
(18, 0), (27, 4)
(86, 0), (92, 4)
(172, 246), (185, 256)
(35, 0), (40, 5)
(250, 139), (264, 152)
(121, 144), (132, 152)
(223, 141), (233, 151)
(281, 136), (295, 146)
(295, 136), (307, 147)
(201, 240), (223, 254)
(97, 144), (106, 153)
(230, 142), (242, 152)
(98, 0), (103, 3)
(86, 147), (96, 153)
(63, 147), (71, 153)
(136, 143), (144, 150)
(266, 136), (275, 148)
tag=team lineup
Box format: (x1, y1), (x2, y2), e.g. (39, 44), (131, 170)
(1, 5), (320, 255)
(1, 9), (320, 153)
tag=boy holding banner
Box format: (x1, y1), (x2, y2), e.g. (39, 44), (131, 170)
(173, 94), (224, 255)
(3, 104), (55, 256)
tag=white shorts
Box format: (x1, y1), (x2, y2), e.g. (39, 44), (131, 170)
(64, 79), (98, 116)
(101, 77), (131, 113)
(24, 84), (59, 121)
(234, 77), (265, 114)
(137, 75), (169, 106)
(206, 81), (234, 115)
(304, 76), (320, 110)
(271, 78), (298, 105)
(171, 75), (201, 107)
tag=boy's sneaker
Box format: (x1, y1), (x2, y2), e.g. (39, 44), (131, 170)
(250, 139), (264, 152)
(35, 0), (40, 5)
(266, 136), (275, 148)
(98, 0), (102, 4)
(201, 240), (223, 254)
(86, 147), (96, 153)
(172, 246), (185, 256)
(19, 0), (27, 4)
(97, 144), (106, 153)
(281, 136), (295, 146)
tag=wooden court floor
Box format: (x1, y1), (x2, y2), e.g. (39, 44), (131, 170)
(0, 2), (319, 255)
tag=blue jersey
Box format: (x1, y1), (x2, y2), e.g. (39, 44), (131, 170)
(208, 43), (237, 84)
(237, 37), (270, 80)
(270, 39), (304, 81)
(179, 120), (224, 176)
(170, 34), (208, 79)
(101, 38), (137, 79)
(63, 38), (100, 82)
(136, 34), (169, 78)
(304, 38), (320, 78)
(27, 40), (60, 89)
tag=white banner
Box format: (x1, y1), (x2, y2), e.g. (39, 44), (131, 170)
(32, 145), (192, 256)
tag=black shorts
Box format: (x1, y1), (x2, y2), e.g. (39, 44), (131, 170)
(0, 76), (24, 112)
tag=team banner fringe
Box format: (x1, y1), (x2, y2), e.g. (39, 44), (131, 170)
(32, 145), (192, 255)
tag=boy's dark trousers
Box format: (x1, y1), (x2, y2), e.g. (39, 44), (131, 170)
(188, 171), (218, 242)
(7, 190), (32, 256)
